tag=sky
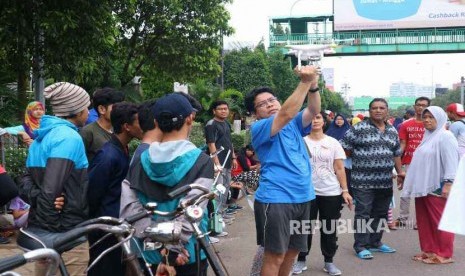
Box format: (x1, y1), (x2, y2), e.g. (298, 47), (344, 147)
(223, 0), (465, 98)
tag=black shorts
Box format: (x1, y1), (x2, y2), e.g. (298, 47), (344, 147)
(254, 200), (310, 254)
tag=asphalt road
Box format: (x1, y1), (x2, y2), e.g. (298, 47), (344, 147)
(214, 191), (465, 276)
(1, 188), (463, 276)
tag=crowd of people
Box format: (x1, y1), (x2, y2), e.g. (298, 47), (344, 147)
(0, 66), (464, 275)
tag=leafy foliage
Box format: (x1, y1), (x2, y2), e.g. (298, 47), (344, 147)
(223, 47), (273, 95)
(431, 88), (462, 109)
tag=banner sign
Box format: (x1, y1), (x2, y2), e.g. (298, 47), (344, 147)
(334, 0), (465, 31)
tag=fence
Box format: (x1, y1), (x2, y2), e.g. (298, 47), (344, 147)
(0, 134), (28, 180)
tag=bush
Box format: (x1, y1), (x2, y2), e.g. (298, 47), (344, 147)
(1, 137), (28, 179)
(231, 130), (251, 151)
(190, 122), (206, 149)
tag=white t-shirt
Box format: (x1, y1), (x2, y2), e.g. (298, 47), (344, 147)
(304, 135), (346, 196)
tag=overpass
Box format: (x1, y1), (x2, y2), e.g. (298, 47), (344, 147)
(269, 16), (465, 55)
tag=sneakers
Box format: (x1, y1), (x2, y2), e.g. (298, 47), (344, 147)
(213, 231), (228, 237)
(209, 236), (220, 244)
(222, 213), (235, 219)
(323, 262), (342, 276)
(228, 204), (243, 210)
(224, 209), (237, 215)
(292, 261), (308, 274)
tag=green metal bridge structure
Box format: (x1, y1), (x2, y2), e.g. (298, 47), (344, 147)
(269, 15), (465, 55)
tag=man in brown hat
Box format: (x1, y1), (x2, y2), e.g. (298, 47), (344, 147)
(17, 82), (91, 275)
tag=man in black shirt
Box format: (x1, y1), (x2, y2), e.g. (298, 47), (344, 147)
(205, 101), (237, 217)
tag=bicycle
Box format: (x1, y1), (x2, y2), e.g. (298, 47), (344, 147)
(14, 183), (228, 276)
(0, 248), (60, 276)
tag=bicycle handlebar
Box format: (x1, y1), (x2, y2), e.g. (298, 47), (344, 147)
(0, 255), (25, 274)
(75, 216), (123, 228)
(168, 183), (211, 199)
(0, 249), (60, 274)
(53, 224), (130, 252)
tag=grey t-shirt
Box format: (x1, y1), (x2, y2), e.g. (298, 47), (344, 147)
(80, 121), (112, 164)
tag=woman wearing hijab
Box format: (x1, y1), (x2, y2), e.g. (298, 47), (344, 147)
(325, 114), (350, 141)
(326, 114), (354, 199)
(401, 106), (459, 264)
(4, 101), (45, 146)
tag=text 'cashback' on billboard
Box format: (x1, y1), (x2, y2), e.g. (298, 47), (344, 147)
(334, 0), (465, 31)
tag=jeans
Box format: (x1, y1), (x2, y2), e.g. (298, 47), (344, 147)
(352, 187), (393, 253)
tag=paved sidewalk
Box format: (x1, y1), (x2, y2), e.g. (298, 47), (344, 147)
(2, 192), (464, 275)
(214, 195), (465, 276)
(0, 232), (34, 275)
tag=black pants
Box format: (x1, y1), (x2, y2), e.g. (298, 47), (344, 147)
(0, 172), (18, 206)
(352, 187), (393, 253)
(88, 231), (124, 276)
(298, 195), (343, 263)
(345, 168), (353, 197)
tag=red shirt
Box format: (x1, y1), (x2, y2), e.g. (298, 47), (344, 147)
(398, 119), (425, 165)
(0, 164), (5, 174)
(231, 157), (252, 177)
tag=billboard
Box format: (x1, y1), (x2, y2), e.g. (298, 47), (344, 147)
(334, 0), (465, 31)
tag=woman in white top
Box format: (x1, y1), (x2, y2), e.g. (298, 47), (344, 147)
(293, 112), (353, 276)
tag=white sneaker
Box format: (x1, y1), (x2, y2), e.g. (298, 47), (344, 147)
(323, 262), (342, 276)
(209, 236), (220, 244)
(214, 231), (229, 237)
(292, 261), (308, 275)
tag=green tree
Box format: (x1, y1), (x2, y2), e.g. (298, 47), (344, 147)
(431, 88), (461, 109)
(219, 88), (244, 119)
(0, 0), (233, 118)
(188, 79), (222, 124)
(0, 0), (118, 107)
(267, 49), (299, 100)
(223, 47), (273, 95)
(113, 0), (233, 88)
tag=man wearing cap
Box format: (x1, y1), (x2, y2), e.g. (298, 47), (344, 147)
(395, 96), (430, 228)
(17, 82), (91, 275)
(121, 93), (214, 275)
(446, 103), (465, 156)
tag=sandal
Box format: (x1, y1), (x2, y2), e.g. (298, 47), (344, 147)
(412, 253), (430, 262)
(422, 256), (454, 264)
(356, 249), (373, 260)
(369, 244), (396, 253)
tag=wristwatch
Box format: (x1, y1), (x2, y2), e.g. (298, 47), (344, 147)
(309, 87), (320, 93)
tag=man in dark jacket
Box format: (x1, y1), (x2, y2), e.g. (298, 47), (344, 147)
(121, 93), (214, 275)
(87, 102), (142, 276)
(0, 164), (18, 244)
(17, 82), (91, 275)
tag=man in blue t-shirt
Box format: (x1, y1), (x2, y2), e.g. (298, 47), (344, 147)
(244, 65), (320, 276)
